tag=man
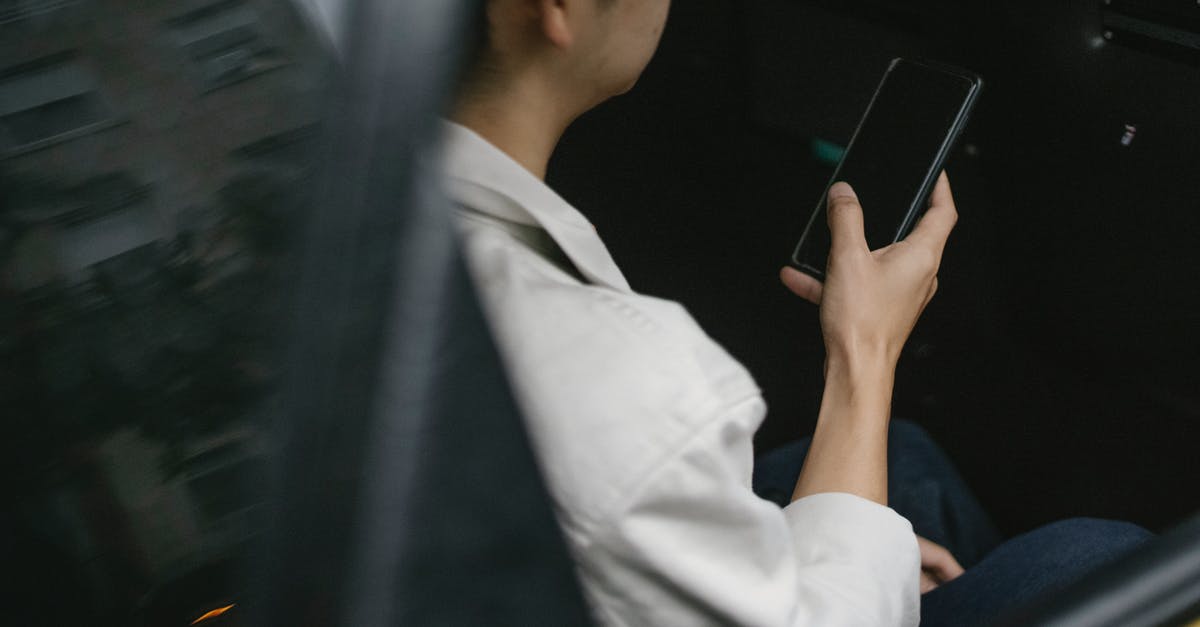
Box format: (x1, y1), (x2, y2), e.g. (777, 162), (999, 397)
(440, 1), (1148, 625)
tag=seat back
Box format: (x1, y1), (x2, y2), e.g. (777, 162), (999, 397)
(255, 1), (592, 625)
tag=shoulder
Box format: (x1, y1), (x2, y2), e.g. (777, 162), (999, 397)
(454, 212), (763, 530)
(456, 208), (757, 411)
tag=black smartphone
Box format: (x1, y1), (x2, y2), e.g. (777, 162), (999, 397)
(791, 58), (983, 279)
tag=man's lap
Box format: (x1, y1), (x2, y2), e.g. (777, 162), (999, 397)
(753, 419), (1002, 566)
(920, 517), (1151, 626)
(752, 420), (1151, 626)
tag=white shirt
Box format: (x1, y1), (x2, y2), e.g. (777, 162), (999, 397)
(440, 122), (921, 627)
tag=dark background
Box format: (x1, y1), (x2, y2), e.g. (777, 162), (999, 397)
(550, 0), (1200, 537)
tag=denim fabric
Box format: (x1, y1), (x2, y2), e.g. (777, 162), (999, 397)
(920, 517), (1150, 626)
(753, 420), (1004, 566)
(752, 420), (1151, 626)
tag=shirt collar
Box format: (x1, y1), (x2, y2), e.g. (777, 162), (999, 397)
(439, 121), (632, 292)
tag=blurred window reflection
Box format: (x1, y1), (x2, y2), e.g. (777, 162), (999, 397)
(0, 55), (114, 155)
(0, 0), (328, 623)
(167, 0), (287, 91)
(0, 0), (79, 27)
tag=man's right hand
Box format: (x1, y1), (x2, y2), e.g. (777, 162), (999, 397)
(783, 173), (958, 506)
(780, 173), (958, 372)
(918, 535), (965, 593)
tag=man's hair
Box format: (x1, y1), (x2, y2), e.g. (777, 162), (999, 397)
(464, 4), (490, 74)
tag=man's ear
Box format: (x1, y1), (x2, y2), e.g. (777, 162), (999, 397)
(537, 0), (573, 49)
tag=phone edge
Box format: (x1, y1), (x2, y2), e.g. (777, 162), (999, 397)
(789, 59), (985, 277)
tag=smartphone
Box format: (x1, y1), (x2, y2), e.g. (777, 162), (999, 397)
(791, 58), (983, 279)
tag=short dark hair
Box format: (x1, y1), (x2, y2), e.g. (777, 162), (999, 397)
(464, 4), (489, 71)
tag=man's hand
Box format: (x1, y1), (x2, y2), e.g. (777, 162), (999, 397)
(918, 535), (964, 593)
(781, 173), (958, 370)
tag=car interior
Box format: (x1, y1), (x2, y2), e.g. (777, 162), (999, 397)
(1, 0), (1198, 625)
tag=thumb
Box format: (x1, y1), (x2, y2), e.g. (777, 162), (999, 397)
(827, 182), (868, 253)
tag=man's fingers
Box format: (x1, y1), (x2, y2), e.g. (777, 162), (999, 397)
(917, 535), (965, 583)
(827, 182), (868, 253)
(780, 266), (823, 305)
(919, 572), (939, 594)
(906, 172), (958, 260)
(930, 554), (965, 581)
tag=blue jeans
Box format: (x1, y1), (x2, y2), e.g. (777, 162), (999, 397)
(752, 420), (1151, 626)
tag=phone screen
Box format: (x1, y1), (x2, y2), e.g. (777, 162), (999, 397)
(793, 59), (980, 277)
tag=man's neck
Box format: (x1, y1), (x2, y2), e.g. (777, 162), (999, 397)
(450, 76), (577, 181)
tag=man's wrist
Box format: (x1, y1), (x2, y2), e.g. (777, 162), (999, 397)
(821, 354), (896, 424)
(825, 347), (897, 386)
(798, 362), (894, 504)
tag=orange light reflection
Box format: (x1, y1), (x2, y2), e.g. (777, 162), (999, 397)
(191, 603), (236, 624)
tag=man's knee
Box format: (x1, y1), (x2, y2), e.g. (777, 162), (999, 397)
(1040, 517), (1152, 546)
(890, 419), (934, 445)
(888, 419), (947, 459)
(1020, 518), (1152, 570)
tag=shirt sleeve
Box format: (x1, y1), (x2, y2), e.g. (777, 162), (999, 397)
(578, 397), (921, 627)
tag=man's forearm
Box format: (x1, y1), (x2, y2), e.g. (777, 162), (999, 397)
(791, 356), (895, 505)
(782, 177), (958, 506)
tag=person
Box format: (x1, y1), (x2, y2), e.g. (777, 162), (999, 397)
(439, 1), (1149, 625)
